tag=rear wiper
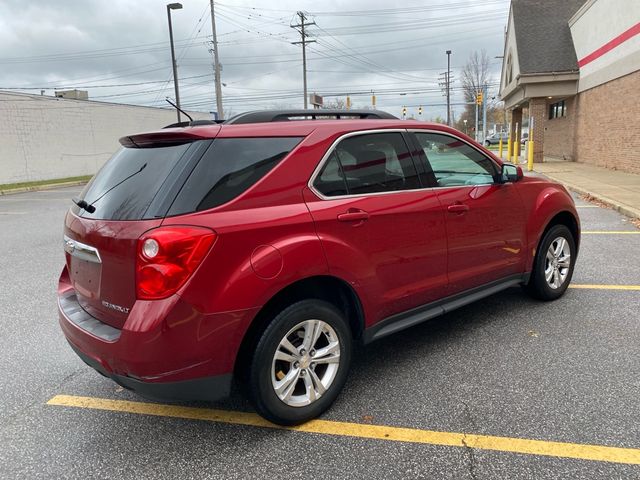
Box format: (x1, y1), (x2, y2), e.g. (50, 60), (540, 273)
(71, 198), (95, 212)
(73, 163), (147, 213)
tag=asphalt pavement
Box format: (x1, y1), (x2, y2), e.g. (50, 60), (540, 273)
(0, 186), (638, 479)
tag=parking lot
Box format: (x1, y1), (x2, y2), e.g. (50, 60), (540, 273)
(0, 185), (638, 479)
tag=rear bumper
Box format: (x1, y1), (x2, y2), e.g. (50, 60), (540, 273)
(67, 340), (232, 402)
(58, 268), (260, 402)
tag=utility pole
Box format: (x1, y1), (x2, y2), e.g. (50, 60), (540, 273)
(291, 11), (315, 109)
(475, 94), (479, 142)
(482, 84), (488, 144)
(166, 3), (183, 123)
(209, 0), (224, 120)
(446, 50), (452, 126)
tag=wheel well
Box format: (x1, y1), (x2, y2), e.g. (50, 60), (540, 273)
(233, 276), (364, 377)
(542, 211), (580, 252)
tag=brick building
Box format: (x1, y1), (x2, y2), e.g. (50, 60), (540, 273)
(499, 0), (640, 173)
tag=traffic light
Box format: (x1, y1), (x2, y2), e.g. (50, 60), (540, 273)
(418, 106), (423, 116)
(476, 91), (483, 105)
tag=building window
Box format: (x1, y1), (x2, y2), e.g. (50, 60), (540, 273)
(506, 53), (513, 85)
(549, 100), (567, 119)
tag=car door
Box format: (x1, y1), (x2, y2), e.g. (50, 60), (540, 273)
(304, 130), (448, 326)
(410, 130), (527, 295)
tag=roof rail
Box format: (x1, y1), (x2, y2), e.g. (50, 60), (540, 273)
(224, 109), (397, 125)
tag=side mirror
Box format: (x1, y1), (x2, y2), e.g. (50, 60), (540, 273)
(500, 164), (523, 183)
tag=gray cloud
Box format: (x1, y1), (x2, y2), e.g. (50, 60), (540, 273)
(0, 0), (509, 119)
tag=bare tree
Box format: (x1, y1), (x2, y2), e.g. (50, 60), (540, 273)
(455, 49), (504, 134)
(461, 49), (492, 103)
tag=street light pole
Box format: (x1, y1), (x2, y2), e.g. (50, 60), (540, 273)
(167, 3), (183, 123)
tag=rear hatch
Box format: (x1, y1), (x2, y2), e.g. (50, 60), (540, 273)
(63, 126), (303, 330)
(63, 131), (215, 329)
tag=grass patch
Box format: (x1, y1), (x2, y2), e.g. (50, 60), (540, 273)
(0, 175), (92, 191)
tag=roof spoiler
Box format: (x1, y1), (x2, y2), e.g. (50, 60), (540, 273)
(224, 109), (397, 125)
(120, 125), (221, 148)
(162, 119), (223, 129)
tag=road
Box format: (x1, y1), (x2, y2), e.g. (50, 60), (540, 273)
(0, 186), (638, 479)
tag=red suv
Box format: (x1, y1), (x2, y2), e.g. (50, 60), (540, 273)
(58, 110), (579, 425)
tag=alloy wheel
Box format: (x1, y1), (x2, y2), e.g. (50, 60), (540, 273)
(544, 236), (571, 289)
(271, 319), (341, 407)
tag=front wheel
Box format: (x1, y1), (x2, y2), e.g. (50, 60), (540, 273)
(248, 300), (352, 425)
(525, 224), (576, 300)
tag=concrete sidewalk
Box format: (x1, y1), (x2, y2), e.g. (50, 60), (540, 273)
(530, 161), (640, 219)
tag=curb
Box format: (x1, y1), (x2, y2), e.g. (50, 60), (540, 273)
(539, 173), (640, 220)
(0, 180), (88, 196)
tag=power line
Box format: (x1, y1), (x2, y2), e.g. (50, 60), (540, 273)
(0, 73), (215, 91)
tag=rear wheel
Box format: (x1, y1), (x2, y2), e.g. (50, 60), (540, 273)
(248, 300), (352, 425)
(525, 224), (576, 300)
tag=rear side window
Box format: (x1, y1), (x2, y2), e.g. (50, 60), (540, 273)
(313, 132), (420, 197)
(314, 151), (348, 197)
(168, 137), (302, 215)
(73, 143), (193, 220)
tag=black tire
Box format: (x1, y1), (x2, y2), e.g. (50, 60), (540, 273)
(485, 141), (491, 146)
(247, 299), (352, 425)
(525, 224), (576, 300)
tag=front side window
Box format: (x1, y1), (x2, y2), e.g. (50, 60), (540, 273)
(414, 132), (498, 187)
(313, 132), (421, 197)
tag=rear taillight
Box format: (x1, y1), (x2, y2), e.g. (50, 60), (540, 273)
(136, 226), (217, 300)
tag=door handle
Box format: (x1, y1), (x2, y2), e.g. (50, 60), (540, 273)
(337, 209), (369, 222)
(447, 203), (469, 214)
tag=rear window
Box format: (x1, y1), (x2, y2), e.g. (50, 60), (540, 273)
(167, 137), (302, 215)
(73, 143), (194, 220)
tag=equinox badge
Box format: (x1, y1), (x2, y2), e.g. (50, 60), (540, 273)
(101, 300), (130, 314)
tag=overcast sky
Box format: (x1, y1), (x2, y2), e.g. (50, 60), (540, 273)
(0, 0), (509, 120)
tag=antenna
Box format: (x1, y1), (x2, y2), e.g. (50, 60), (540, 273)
(165, 98), (193, 122)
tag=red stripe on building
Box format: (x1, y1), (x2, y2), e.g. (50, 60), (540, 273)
(578, 21), (640, 68)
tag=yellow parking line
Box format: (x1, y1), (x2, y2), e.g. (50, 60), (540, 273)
(582, 231), (640, 234)
(47, 395), (640, 465)
(570, 284), (640, 291)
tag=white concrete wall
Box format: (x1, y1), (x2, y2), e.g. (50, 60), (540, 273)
(570, 0), (640, 92)
(0, 91), (210, 185)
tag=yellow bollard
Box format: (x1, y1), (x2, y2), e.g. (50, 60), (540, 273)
(527, 119), (535, 172)
(527, 140), (535, 172)
(498, 137), (503, 159)
(506, 136), (512, 162)
(513, 123), (519, 164)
